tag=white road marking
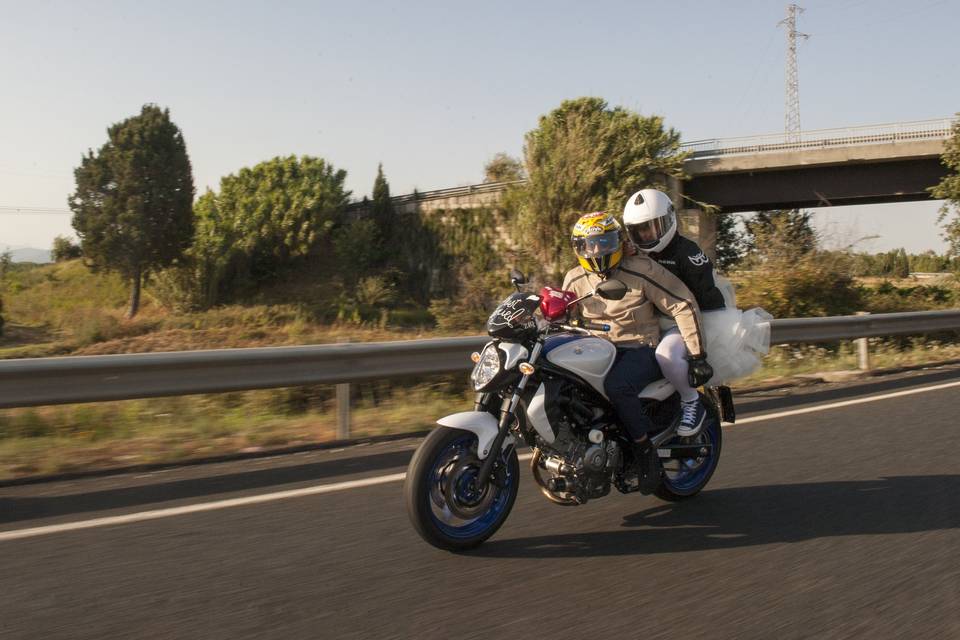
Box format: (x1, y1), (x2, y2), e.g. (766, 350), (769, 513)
(0, 473), (403, 542)
(3, 378), (960, 542)
(726, 379), (960, 425)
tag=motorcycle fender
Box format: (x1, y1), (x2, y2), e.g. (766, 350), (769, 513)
(436, 411), (515, 460)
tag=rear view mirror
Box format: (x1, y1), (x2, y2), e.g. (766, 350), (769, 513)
(595, 279), (628, 300)
(509, 269), (527, 286)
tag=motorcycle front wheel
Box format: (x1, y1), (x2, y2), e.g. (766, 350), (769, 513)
(404, 427), (520, 551)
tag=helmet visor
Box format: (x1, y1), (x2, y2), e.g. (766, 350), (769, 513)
(626, 213), (674, 250)
(572, 230), (620, 259)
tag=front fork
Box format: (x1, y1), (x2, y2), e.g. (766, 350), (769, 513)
(475, 340), (543, 487)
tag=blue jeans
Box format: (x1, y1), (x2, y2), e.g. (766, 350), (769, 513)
(603, 346), (662, 440)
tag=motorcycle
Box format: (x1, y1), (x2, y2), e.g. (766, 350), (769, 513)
(404, 271), (735, 551)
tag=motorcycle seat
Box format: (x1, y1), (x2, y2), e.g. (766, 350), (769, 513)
(638, 378), (674, 401)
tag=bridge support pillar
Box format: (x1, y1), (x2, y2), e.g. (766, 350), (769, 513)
(668, 176), (717, 260)
(677, 208), (716, 261)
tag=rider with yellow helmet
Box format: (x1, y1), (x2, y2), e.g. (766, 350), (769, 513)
(564, 211), (712, 493)
(570, 212), (624, 276)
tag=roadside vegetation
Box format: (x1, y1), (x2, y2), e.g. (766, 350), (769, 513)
(4, 252), (960, 480)
(1, 102), (958, 481)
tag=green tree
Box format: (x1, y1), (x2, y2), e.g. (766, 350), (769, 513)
(932, 116), (960, 255)
(371, 163), (394, 255)
(0, 251), (11, 281)
(69, 104), (195, 317)
(877, 250), (896, 276)
(714, 212), (746, 271)
(333, 217), (381, 277)
(483, 153), (525, 183)
(744, 210), (817, 258)
(514, 97), (687, 278)
(911, 250), (948, 273)
(0, 251), (7, 336)
(51, 235), (82, 262)
(189, 156), (349, 301)
(892, 248), (911, 278)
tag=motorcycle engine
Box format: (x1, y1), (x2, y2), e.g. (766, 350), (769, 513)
(538, 424), (621, 504)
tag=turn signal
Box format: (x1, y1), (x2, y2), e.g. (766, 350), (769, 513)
(470, 352), (481, 363)
(519, 362), (535, 375)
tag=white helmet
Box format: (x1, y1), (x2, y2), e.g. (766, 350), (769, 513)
(622, 188), (677, 254)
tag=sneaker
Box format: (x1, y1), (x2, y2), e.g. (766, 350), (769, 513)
(633, 440), (663, 495)
(677, 399), (707, 437)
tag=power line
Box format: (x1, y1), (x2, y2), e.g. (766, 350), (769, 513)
(0, 206), (72, 215)
(733, 27), (780, 125)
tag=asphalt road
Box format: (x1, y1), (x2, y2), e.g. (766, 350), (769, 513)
(2, 367), (959, 639)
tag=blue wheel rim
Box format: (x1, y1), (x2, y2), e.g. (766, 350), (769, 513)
(662, 418), (720, 493)
(426, 434), (516, 540)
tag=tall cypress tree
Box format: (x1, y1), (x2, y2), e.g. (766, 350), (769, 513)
(371, 163), (394, 246)
(69, 104), (195, 317)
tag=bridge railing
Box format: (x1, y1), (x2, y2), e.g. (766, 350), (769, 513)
(2, 309), (960, 411)
(681, 117), (956, 159)
(345, 179), (524, 210)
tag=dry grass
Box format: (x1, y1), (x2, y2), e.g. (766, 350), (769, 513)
(0, 382), (471, 480)
(0, 261), (463, 359)
(733, 338), (960, 388)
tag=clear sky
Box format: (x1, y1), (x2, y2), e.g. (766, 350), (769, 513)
(1, 0), (957, 253)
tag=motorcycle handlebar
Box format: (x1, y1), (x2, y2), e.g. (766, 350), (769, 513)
(569, 319), (611, 332)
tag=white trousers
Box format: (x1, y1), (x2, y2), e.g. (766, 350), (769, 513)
(655, 328), (699, 403)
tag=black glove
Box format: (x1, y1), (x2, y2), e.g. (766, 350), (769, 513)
(686, 354), (714, 388)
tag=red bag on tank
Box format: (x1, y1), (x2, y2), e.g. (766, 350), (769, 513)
(539, 287), (578, 321)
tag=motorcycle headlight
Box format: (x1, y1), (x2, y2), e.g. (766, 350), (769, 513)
(471, 343), (502, 391)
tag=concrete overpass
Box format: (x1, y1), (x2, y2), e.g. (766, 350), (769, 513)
(671, 118), (954, 251)
(681, 118), (952, 212)
(352, 117), (956, 252)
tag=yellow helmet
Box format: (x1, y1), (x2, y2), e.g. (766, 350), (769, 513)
(571, 212), (623, 275)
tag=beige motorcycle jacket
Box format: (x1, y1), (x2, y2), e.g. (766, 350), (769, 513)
(561, 254), (705, 357)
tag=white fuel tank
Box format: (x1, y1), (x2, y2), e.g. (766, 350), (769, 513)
(544, 336), (616, 398)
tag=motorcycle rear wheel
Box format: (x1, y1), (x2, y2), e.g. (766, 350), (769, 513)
(404, 427), (520, 551)
(655, 398), (722, 502)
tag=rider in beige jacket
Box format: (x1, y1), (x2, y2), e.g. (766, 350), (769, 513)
(561, 253), (705, 357)
(564, 211), (712, 494)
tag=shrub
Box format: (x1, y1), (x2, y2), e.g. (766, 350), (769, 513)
(148, 262), (208, 312)
(735, 214), (861, 317)
(51, 236), (82, 262)
(429, 262), (510, 332)
(333, 218), (381, 278)
(735, 250), (863, 318)
(860, 282), (958, 313)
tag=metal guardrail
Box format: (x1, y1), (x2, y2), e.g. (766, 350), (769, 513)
(770, 309), (960, 344)
(681, 117), (956, 159)
(2, 309), (960, 410)
(0, 336), (487, 410)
